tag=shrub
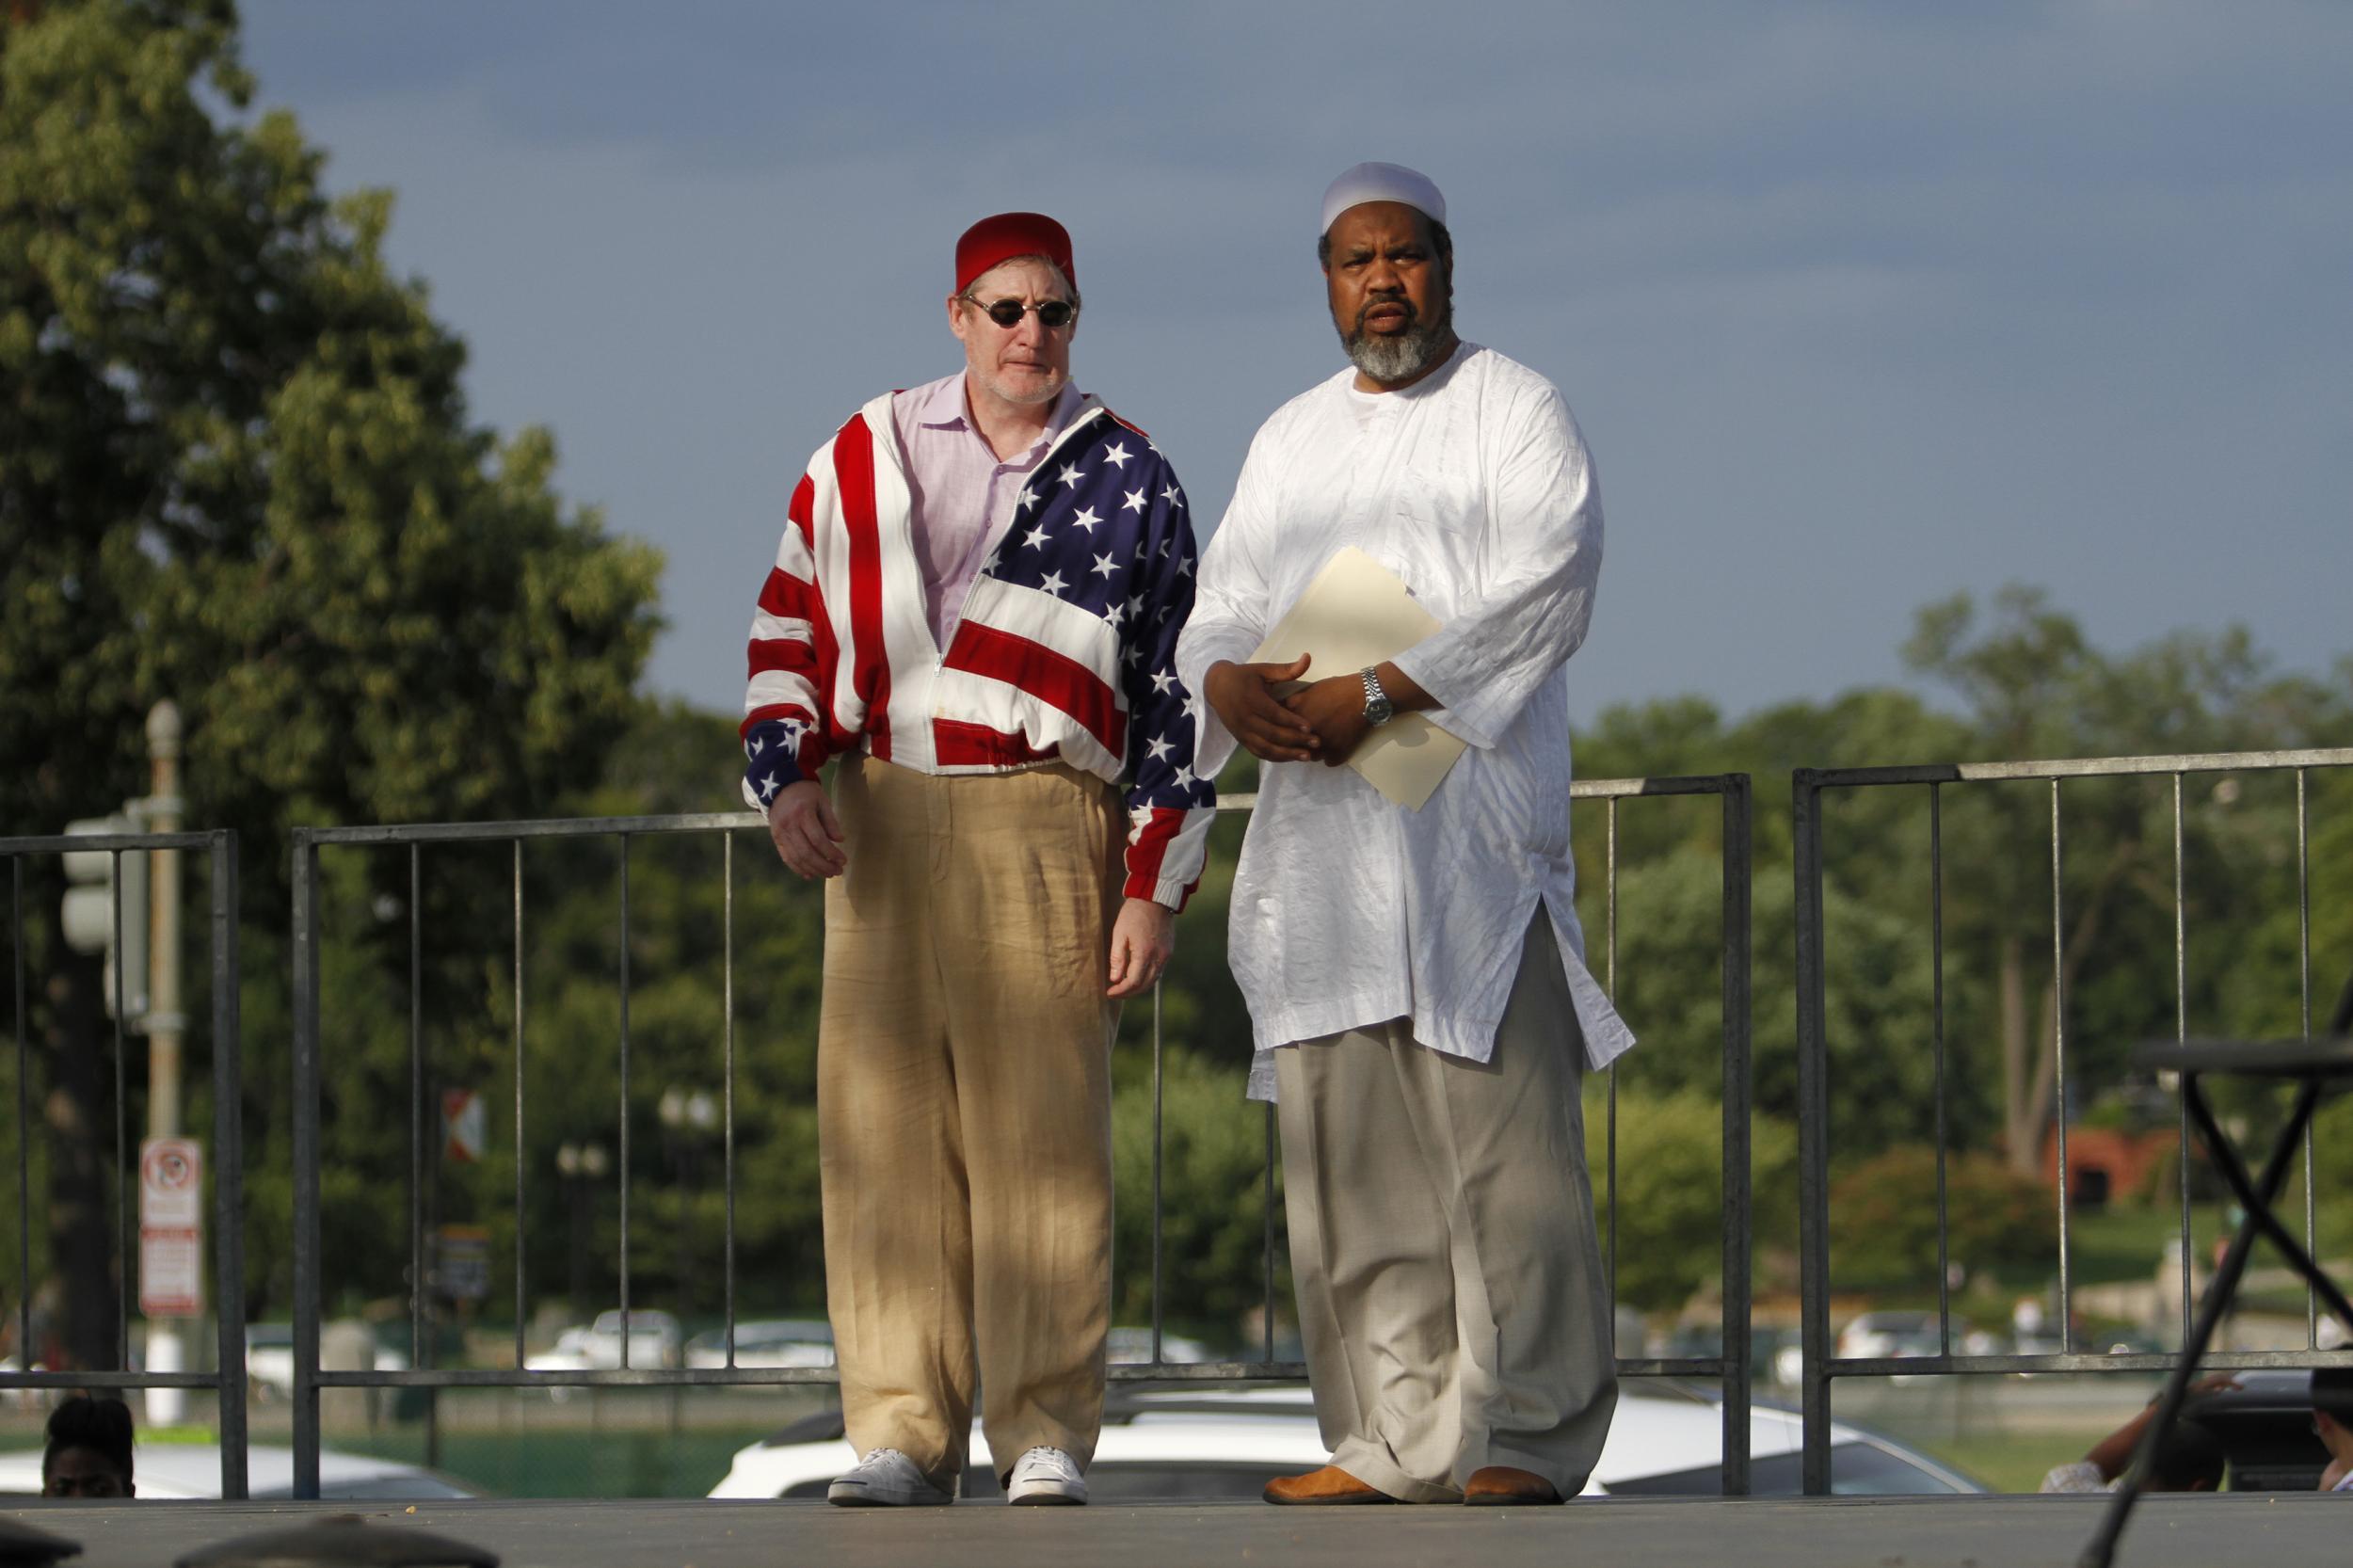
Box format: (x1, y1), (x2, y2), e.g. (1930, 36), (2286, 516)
(1828, 1144), (2057, 1292)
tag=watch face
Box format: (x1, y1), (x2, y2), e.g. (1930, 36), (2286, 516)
(1367, 696), (1394, 726)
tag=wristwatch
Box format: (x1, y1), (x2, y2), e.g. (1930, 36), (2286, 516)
(1358, 665), (1396, 728)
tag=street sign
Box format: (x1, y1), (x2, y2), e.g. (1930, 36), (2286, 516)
(433, 1224), (492, 1302)
(139, 1137), (203, 1318)
(140, 1139), (203, 1227)
(441, 1089), (486, 1164)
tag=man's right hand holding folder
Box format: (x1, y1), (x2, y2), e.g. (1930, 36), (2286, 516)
(1202, 652), (1437, 767)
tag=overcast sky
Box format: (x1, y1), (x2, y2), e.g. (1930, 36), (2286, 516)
(237, 1), (2352, 728)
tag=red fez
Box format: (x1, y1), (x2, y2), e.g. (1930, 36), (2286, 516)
(954, 212), (1076, 296)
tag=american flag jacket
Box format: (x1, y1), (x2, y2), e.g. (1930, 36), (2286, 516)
(741, 390), (1217, 908)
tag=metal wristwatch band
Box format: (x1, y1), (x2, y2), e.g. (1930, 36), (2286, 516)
(1360, 665), (1393, 726)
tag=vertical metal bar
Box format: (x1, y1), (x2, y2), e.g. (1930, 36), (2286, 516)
(291, 835), (323, 1498)
(2174, 775), (2193, 1344)
(2297, 770), (2314, 1345)
(616, 834), (632, 1368)
(1718, 778), (1753, 1496)
(512, 839), (527, 1369)
(723, 830), (738, 1367)
(2051, 779), (2073, 1352)
(1151, 980), (1164, 1366)
(11, 857), (26, 1369)
(209, 834), (249, 1499)
(110, 848), (128, 1372)
(1262, 1099), (1275, 1363)
(1604, 797), (1618, 1315)
(1930, 784), (1950, 1353)
(408, 846), (424, 1367)
(1792, 772), (1833, 1495)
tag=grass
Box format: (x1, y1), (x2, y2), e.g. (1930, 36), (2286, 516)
(333, 1420), (781, 1498)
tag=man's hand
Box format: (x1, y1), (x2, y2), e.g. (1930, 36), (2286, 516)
(1106, 897), (1176, 998)
(765, 779), (846, 879)
(1203, 656), (1319, 762)
(1283, 674), (1375, 767)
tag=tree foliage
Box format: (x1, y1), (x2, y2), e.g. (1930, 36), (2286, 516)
(1827, 1145), (2056, 1294)
(1, 0), (660, 1358)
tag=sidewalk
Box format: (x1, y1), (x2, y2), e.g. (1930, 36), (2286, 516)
(8, 1492), (2348, 1568)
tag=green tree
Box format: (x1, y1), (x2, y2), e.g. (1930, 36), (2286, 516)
(1905, 587), (2352, 1174)
(1, 0), (660, 1356)
(1591, 1086), (1797, 1315)
(1827, 1144), (2057, 1293)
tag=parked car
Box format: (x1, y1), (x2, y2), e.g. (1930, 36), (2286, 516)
(684, 1319), (836, 1372)
(245, 1322), (295, 1401)
(526, 1308), (683, 1377)
(708, 1383), (1984, 1500)
(244, 1322), (410, 1405)
(2183, 1368), (2353, 1492)
(1107, 1327), (1214, 1365)
(0, 1442), (475, 1500)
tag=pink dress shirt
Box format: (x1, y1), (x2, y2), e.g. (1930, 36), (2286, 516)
(890, 373), (1084, 650)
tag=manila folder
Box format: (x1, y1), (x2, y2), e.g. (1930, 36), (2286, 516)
(1247, 546), (1466, 810)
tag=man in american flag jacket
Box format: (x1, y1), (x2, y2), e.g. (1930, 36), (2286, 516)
(739, 213), (1213, 1510)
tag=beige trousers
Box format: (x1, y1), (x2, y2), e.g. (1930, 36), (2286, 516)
(816, 755), (1122, 1490)
(1275, 909), (1618, 1503)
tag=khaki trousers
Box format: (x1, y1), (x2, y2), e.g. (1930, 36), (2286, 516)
(817, 755), (1122, 1490)
(1275, 909), (1618, 1503)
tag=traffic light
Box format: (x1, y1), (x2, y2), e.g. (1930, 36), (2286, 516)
(61, 816), (150, 1022)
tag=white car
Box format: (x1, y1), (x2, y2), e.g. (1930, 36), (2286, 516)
(684, 1319), (837, 1372)
(526, 1309), (683, 1376)
(708, 1384), (1983, 1500)
(1107, 1328), (1213, 1365)
(244, 1323), (296, 1401)
(0, 1442), (475, 1500)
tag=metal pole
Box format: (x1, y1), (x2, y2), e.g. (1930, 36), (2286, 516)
(1718, 776), (1753, 1496)
(208, 833), (248, 1497)
(1604, 798), (1619, 1318)
(1930, 784), (1950, 1354)
(616, 836), (632, 1368)
(2051, 780), (2073, 1350)
(291, 834), (323, 1499)
(143, 702), (189, 1425)
(723, 830), (738, 1366)
(1791, 771), (1833, 1495)
(512, 840), (527, 1369)
(11, 858), (26, 1372)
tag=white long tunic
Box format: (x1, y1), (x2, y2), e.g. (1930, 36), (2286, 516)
(1176, 343), (1637, 1097)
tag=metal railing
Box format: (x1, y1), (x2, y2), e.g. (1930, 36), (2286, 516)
(288, 774), (1754, 1497)
(1792, 748), (2353, 1494)
(0, 828), (248, 1498)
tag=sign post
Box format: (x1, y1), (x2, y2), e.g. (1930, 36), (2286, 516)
(138, 1137), (205, 1320)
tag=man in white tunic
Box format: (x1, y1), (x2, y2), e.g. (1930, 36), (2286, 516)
(1176, 164), (1635, 1506)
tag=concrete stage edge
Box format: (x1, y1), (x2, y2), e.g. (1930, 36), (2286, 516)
(8, 1494), (2347, 1568)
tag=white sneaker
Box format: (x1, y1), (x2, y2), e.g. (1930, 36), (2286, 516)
(1005, 1445), (1087, 1506)
(826, 1447), (955, 1507)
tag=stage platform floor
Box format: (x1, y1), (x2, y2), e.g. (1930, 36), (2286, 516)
(8, 1492), (2346, 1568)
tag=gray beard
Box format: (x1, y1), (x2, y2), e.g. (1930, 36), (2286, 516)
(1339, 301), (1452, 385)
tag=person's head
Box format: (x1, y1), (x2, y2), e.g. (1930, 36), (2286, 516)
(947, 212), (1080, 415)
(1317, 162), (1456, 390)
(2145, 1417), (2225, 1493)
(41, 1395), (133, 1498)
(2314, 1368), (2353, 1461)
(2317, 1409), (2353, 1464)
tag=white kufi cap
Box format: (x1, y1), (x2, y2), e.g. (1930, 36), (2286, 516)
(1320, 162), (1447, 235)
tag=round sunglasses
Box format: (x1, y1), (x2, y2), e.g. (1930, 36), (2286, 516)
(964, 296), (1078, 330)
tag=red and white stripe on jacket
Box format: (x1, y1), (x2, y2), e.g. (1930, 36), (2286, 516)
(742, 390), (1215, 909)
